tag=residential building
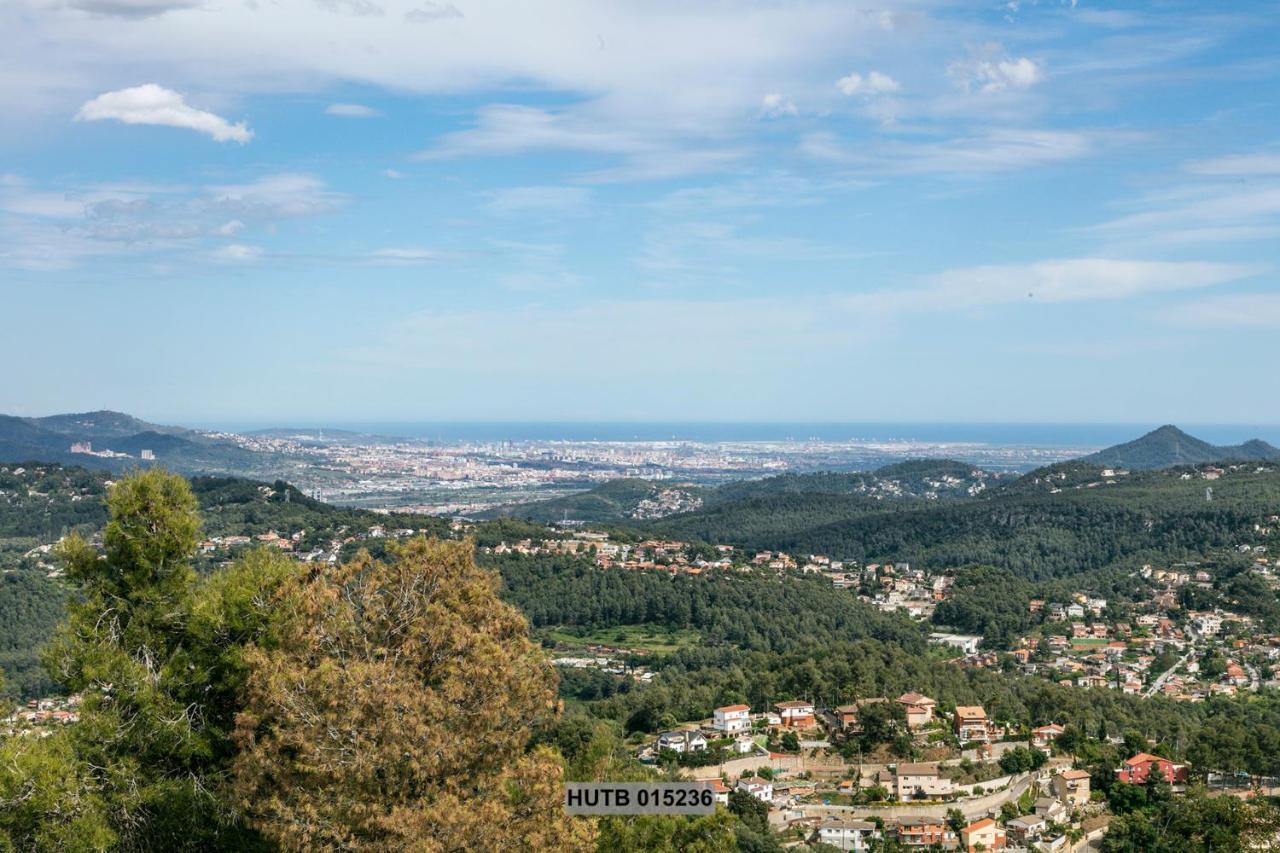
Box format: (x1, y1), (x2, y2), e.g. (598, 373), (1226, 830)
(897, 692), (937, 729)
(953, 705), (992, 743)
(816, 818), (879, 851)
(736, 779), (773, 802)
(893, 762), (954, 801)
(835, 698), (885, 732)
(713, 703), (752, 734)
(1115, 753), (1189, 785)
(1034, 797), (1067, 822)
(1052, 769), (1092, 807)
(1005, 814), (1047, 844)
(895, 817), (954, 848)
(656, 730), (707, 754)
(961, 817), (1005, 852)
(1031, 723), (1065, 751)
(773, 700), (816, 728)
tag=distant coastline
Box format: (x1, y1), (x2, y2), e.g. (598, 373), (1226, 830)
(194, 421), (1280, 447)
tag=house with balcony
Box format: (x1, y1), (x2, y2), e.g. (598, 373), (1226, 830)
(712, 703), (752, 734)
(894, 817), (955, 848)
(953, 705), (992, 743)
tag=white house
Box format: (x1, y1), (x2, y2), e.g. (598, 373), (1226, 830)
(713, 704), (752, 734)
(736, 779), (774, 802)
(816, 817), (879, 851)
(892, 762), (954, 801)
(773, 700), (815, 728)
(657, 730), (707, 754)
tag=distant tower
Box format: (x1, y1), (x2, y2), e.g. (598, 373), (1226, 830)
(140, 449), (155, 461)
(1205, 487), (1213, 502)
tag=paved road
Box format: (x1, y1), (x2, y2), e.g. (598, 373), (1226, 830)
(1144, 647), (1194, 699)
(786, 771), (1040, 823)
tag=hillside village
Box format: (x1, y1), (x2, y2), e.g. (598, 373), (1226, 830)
(632, 690), (1163, 851)
(5, 451), (1280, 850)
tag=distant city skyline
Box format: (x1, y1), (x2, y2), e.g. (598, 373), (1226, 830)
(3, 1), (1280, 422)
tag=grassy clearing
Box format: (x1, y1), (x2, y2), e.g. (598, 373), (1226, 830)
(545, 623), (703, 654)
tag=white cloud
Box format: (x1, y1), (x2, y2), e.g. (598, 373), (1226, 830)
(405, 1), (461, 22)
(64, 0), (201, 18)
(75, 84), (252, 143)
(949, 48), (1044, 93)
(0, 190), (86, 218)
(1186, 153), (1280, 177)
(314, 0), (385, 16)
(843, 258), (1259, 317)
(484, 185), (591, 214)
(803, 128), (1092, 174)
(759, 93), (797, 118)
(1091, 182), (1280, 246)
(213, 243), (262, 262)
(205, 174), (342, 217)
(369, 247), (449, 263)
(1160, 293), (1280, 330)
(421, 104), (745, 182)
(325, 102), (381, 117)
(423, 104), (642, 159)
(836, 71), (900, 96)
(0, 174), (342, 269)
(382, 169), (405, 179)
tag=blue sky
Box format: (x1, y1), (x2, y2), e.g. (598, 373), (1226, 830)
(2, 0), (1279, 424)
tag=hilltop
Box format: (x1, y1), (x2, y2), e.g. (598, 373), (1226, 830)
(0, 410), (284, 477)
(1083, 425), (1280, 470)
(479, 478), (705, 523)
(482, 459), (1001, 524)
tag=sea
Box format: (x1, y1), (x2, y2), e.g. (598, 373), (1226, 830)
(207, 421), (1280, 447)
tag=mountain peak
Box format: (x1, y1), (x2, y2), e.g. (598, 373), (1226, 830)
(1084, 426), (1280, 469)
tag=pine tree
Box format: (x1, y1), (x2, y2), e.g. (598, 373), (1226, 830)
(230, 537), (595, 851)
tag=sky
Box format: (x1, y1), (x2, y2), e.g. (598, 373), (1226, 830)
(2, 0), (1279, 425)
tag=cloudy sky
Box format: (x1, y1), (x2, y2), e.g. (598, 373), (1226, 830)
(2, 0), (1279, 424)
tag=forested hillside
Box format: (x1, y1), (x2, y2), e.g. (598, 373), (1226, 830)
(479, 478), (705, 523)
(490, 552), (924, 652)
(706, 459), (1000, 506)
(484, 550), (1280, 780)
(641, 462), (1280, 580)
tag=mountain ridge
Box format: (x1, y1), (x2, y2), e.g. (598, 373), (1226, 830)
(1082, 424), (1280, 469)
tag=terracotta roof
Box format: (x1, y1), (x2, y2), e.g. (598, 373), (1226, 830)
(1060, 769), (1091, 780)
(716, 704), (750, 713)
(963, 818), (996, 832)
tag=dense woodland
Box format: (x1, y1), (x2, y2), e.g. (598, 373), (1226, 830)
(643, 463), (1280, 580)
(488, 550), (1280, 778)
